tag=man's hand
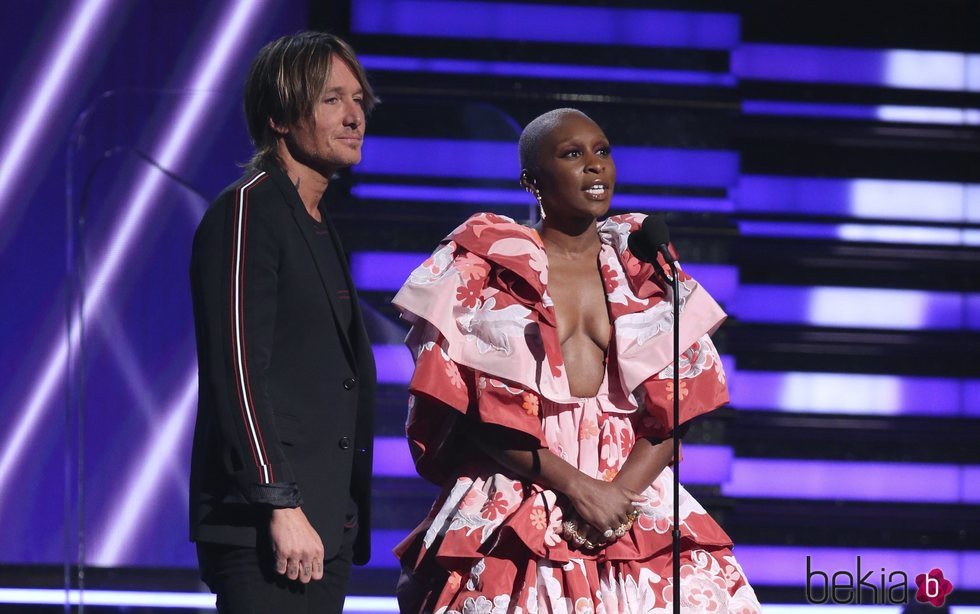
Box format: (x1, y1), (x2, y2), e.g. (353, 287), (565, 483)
(269, 507), (324, 584)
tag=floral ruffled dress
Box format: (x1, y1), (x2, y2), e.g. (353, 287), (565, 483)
(392, 212), (761, 614)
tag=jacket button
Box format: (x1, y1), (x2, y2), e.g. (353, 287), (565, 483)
(338, 436), (351, 450)
(343, 377), (357, 390)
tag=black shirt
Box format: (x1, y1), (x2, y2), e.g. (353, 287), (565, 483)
(307, 211), (353, 332)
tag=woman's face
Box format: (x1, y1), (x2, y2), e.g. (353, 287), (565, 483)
(531, 113), (616, 221)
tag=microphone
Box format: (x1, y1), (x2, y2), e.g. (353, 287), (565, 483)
(627, 213), (675, 265)
(628, 212), (683, 614)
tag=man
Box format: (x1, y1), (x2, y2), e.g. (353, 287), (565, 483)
(189, 32), (376, 613)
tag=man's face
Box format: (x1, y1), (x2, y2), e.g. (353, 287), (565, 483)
(280, 55), (366, 176)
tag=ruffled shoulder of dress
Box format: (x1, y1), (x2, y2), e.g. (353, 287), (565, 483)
(392, 212), (570, 401)
(447, 212), (549, 297)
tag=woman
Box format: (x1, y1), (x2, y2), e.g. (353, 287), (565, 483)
(392, 109), (761, 613)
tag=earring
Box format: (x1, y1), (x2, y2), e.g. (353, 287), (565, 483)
(521, 172), (546, 220)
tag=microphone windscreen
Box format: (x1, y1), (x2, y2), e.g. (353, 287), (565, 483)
(642, 213), (671, 246)
(627, 214), (670, 263)
(627, 224), (656, 263)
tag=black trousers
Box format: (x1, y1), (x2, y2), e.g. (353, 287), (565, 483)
(197, 505), (358, 614)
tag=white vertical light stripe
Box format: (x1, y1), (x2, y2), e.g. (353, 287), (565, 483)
(0, 0), (117, 220)
(0, 0), (263, 508)
(92, 369), (199, 565)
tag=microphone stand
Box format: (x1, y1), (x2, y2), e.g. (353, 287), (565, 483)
(667, 259), (681, 614)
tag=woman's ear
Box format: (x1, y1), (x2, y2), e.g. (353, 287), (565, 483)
(520, 169), (537, 192)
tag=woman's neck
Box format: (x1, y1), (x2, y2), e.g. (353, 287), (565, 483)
(534, 216), (601, 260)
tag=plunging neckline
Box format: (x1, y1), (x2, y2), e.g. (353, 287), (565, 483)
(529, 225), (614, 398)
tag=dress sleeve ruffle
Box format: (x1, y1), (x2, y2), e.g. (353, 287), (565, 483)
(404, 321), (549, 486)
(393, 213), (573, 402)
(633, 334), (730, 441)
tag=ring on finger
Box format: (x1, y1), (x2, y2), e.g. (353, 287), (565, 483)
(603, 528), (615, 539)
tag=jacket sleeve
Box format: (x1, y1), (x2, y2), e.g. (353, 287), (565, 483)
(192, 181), (301, 508)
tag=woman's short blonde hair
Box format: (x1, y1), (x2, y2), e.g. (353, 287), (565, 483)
(243, 32), (377, 169)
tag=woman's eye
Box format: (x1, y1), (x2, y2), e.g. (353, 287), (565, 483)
(597, 146), (611, 157)
(561, 149), (581, 158)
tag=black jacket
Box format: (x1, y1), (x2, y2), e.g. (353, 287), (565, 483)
(189, 162), (375, 564)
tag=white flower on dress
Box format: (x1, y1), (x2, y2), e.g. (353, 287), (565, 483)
(409, 242), (457, 285)
(466, 559), (486, 591)
(597, 218), (634, 254)
(491, 595), (511, 614)
(462, 595), (493, 614)
(728, 584), (763, 614)
(422, 478), (473, 548)
(526, 586), (538, 614)
(615, 301), (673, 347)
(657, 335), (719, 381)
(457, 296), (533, 355)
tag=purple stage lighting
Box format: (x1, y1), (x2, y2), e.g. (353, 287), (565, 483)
(734, 44), (980, 91)
(0, 0), (116, 221)
(353, 253), (738, 303)
(730, 370), (975, 417)
(359, 55), (735, 87)
(351, 184), (733, 214)
(373, 344), (416, 385)
(738, 221), (975, 247)
(737, 175), (979, 223)
(744, 100), (980, 125)
(357, 138), (739, 188)
(352, 0), (739, 49)
(734, 546), (980, 589)
(723, 459), (980, 504)
(730, 284), (974, 331)
(352, 184), (529, 205)
(91, 369), (198, 565)
(0, 0), (264, 514)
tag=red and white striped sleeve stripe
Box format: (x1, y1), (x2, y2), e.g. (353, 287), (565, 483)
(230, 171), (274, 483)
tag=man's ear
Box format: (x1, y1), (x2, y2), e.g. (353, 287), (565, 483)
(269, 116), (289, 136)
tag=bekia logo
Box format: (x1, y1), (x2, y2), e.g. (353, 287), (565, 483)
(806, 557), (954, 606)
(915, 568), (954, 607)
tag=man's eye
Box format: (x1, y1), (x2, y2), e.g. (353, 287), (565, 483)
(324, 97), (339, 104)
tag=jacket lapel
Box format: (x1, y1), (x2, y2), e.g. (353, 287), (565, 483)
(322, 214), (377, 379)
(263, 164), (358, 369)
(290, 205), (358, 369)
